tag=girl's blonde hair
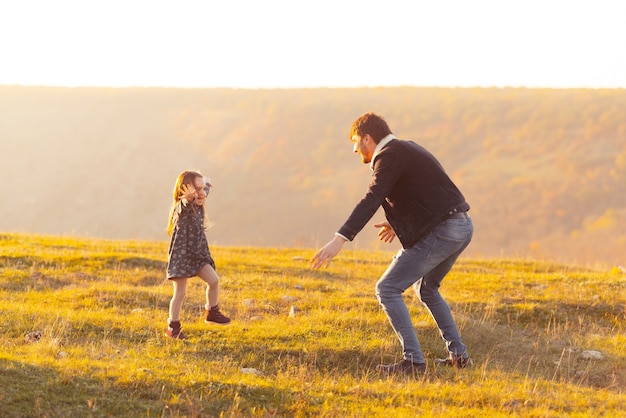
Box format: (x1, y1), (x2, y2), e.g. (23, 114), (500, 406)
(167, 170), (204, 236)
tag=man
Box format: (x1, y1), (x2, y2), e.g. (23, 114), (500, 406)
(311, 112), (473, 376)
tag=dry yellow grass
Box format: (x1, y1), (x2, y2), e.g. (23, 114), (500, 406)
(1, 232), (625, 417)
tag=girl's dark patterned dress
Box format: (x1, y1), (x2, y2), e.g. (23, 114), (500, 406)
(167, 200), (215, 279)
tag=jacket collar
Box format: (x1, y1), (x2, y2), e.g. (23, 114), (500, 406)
(370, 134), (396, 170)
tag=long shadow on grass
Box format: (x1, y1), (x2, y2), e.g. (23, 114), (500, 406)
(455, 301), (626, 390)
(460, 299), (625, 332)
(0, 358), (317, 417)
(250, 346), (386, 378)
(0, 358), (160, 417)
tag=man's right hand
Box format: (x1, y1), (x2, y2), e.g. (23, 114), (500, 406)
(310, 235), (346, 269)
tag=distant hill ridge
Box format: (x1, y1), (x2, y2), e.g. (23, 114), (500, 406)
(1, 86), (624, 267)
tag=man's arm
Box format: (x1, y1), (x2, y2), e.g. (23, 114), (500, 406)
(310, 234), (348, 269)
(337, 148), (401, 240)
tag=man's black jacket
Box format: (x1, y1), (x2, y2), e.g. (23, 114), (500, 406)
(337, 138), (469, 249)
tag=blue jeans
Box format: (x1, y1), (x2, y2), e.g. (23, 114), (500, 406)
(375, 212), (473, 364)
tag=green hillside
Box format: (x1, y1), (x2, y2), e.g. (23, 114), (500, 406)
(0, 86), (625, 267)
(1, 233), (625, 416)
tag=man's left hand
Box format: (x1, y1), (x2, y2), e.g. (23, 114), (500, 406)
(374, 221), (396, 243)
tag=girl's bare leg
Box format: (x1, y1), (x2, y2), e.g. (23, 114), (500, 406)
(168, 278), (188, 322)
(197, 264), (219, 309)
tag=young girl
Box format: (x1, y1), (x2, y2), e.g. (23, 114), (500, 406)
(165, 170), (231, 339)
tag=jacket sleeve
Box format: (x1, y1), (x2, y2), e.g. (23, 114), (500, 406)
(336, 148), (401, 240)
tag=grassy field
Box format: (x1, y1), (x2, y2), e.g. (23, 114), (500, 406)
(1, 233), (625, 417)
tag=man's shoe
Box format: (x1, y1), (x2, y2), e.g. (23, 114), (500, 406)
(205, 305), (232, 325)
(376, 359), (426, 377)
(165, 321), (186, 339)
(434, 354), (473, 368)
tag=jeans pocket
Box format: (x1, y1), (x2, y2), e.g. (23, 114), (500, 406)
(426, 221), (472, 263)
(435, 232), (467, 244)
(435, 219), (471, 243)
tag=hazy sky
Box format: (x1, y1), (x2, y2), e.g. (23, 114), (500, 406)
(1, 0), (625, 89)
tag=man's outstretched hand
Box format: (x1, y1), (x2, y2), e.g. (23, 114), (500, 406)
(310, 235), (347, 269)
